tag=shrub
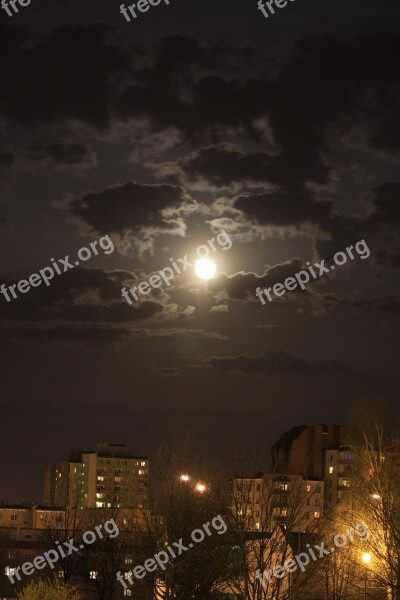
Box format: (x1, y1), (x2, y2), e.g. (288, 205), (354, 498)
(17, 579), (81, 600)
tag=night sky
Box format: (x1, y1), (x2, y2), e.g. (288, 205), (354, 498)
(0, 0), (399, 504)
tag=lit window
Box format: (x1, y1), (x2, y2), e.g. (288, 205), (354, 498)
(141, 462), (146, 466)
(125, 571), (133, 580)
(314, 511), (320, 519)
(281, 508), (287, 516)
(138, 470), (144, 475)
(124, 591), (132, 597)
(90, 571), (98, 579)
(329, 467), (334, 474)
(255, 522), (260, 529)
(125, 557), (133, 565)
(306, 484), (311, 492)
(5, 567), (15, 577)
(58, 570), (63, 578)
(342, 480), (350, 488)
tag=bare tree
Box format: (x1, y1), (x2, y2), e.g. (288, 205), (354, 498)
(340, 401), (400, 600)
(136, 440), (232, 600)
(42, 506), (87, 585)
(77, 507), (136, 600)
(17, 579), (82, 600)
(225, 472), (321, 600)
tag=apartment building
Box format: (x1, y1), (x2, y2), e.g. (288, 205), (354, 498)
(324, 445), (356, 507)
(0, 504), (151, 600)
(44, 442), (149, 509)
(232, 473), (324, 533)
(270, 424), (349, 479)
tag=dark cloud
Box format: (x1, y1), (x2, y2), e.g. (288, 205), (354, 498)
(201, 349), (355, 377)
(156, 367), (184, 377)
(310, 291), (400, 316)
(0, 152), (14, 168)
(375, 251), (400, 269)
(120, 33), (400, 189)
(0, 23), (130, 129)
(4, 324), (131, 345)
(0, 267), (164, 329)
(351, 295), (400, 314)
(234, 190), (332, 228)
(1, 24), (399, 195)
(368, 182), (400, 223)
(132, 328), (228, 341)
(208, 259), (304, 300)
(70, 181), (193, 236)
(27, 141), (95, 168)
(181, 143), (331, 189)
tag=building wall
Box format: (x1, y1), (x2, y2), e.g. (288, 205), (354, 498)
(324, 446), (353, 508)
(270, 424), (349, 480)
(43, 443), (149, 509)
(232, 474), (324, 533)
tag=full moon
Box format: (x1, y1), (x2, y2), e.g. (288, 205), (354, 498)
(195, 258), (217, 280)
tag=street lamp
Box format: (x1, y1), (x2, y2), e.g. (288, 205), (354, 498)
(180, 474), (190, 482)
(195, 483), (206, 493)
(361, 553), (371, 600)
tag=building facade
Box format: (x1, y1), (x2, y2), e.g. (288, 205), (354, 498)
(232, 473), (324, 533)
(44, 443), (149, 509)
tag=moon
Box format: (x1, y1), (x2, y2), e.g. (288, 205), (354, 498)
(195, 258), (217, 280)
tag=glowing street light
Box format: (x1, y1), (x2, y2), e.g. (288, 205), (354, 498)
(372, 493), (381, 500)
(180, 474), (190, 482)
(361, 553), (371, 600)
(195, 483), (206, 493)
(362, 553), (371, 564)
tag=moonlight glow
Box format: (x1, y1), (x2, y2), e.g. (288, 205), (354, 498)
(195, 258), (217, 280)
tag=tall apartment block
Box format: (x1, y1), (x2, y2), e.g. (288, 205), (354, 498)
(44, 442), (149, 509)
(270, 424), (348, 479)
(270, 424), (352, 509)
(232, 473), (324, 533)
(232, 425), (351, 534)
(324, 445), (353, 506)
